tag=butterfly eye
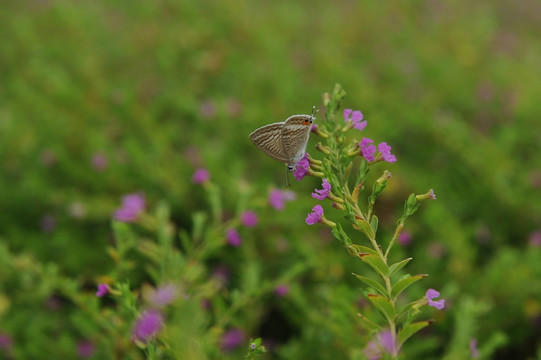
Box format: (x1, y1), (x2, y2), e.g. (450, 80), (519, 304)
(304, 119), (310, 125)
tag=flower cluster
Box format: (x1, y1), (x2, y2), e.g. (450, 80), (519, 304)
(359, 138), (396, 163)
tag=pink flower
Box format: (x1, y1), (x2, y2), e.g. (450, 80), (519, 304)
(147, 284), (178, 307)
(426, 289), (445, 310)
(113, 193), (145, 222)
(312, 179), (331, 200)
(77, 340), (95, 358)
(133, 310), (164, 342)
(363, 330), (396, 359)
(192, 168), (210, 184)
(91, 153), (108, 171)
(398, 231), (412, 246)
(377, 142), (397, 163)
(529, 231), (541, 247)
(241, 211), (258, 227)
(305, 205), (324, 225)
(220, 328), (245, 352)
(293, 154), (310, 181)
(344, 109), (367, 131)
(96, 284), (109, 297)
(360, 138), (377, 162)
(470, 338), (480, 358)
(275, 285), (290, 297)
(0, 333), (12, 350)
(226, 228), (242, 247)
(269, 189), (296, 210)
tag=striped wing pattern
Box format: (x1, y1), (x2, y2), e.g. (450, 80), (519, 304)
(249, 122), (291, 163)
(281, 115), (312, 161)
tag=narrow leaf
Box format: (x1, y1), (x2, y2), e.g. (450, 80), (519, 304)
(389, 258), (412, 276)
(391, 274), (427, 300)
(370, 215), (379, 235)
(357, 313), (381, 333)
(397, 321), (432, 348)
(352, 273), (388, 297)
(368, 294), (396, 323)
(360, 254), (390, 278)
(355, 218), (375, 240)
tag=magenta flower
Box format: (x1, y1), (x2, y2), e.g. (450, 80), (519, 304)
(113, 193), (145, 222)
(96, 284), (109, 297)
(360, 138), (377, 162)
(0, 333), (12, 350)
(427, 189), (436, 199)
(529, 230), (541, 247)
(226, 228), (242, 247)
(275, 285), (290, 297)
(311, 124), (318, 132)
(426, 289), (445, 310)
(148, 284), (178, 307)
(344, 109), (367, 131)
(363, 330), (396, 360)
(378, 331), (396, 355)
(377, 142), (397, 163)
(77, 340), (95, 358)
(91, 153), (108, 171)
(398, 231), (412, 246)
(470, 338), (480, 358)
(220, 328), (245, 352)
(312, 179), (331, 200)
(192, 168), (210, 184)
(133, 310), (164, 342)
(268, 189), (296, 210)
(293, 154), (310, 181)
(305, 204), (324, 225)
(240, 211), (258, 227)
(363, 341), (380, 360)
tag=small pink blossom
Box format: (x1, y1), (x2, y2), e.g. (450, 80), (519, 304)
(113, 193), (145, 222)
(96, 284), (109, 297)
(0, 333), (12, 350)
(77, 340), (95, 358)
(360, 138), (377, 162)
(398, 231), (412, 246)
(344, 109), (367, 131)
(91, 153), (108, 171)
(133, 310), (164, 342)
(220, 328), (245, 352)
(470, 338), (480, 358)
(426, 288), (445, 310)
(312, 179), (331, 200)
(275, 285), (290, 297)
(269, 189), (296, 210)
(305, 205), (324, 225)
(148, 284), (178, 307)
(226, 228), (242, 247)
(377, 142), (397, 163)
(192, 168), (210, 184)
(241, 211), (258, 227)
(529, 231), (541, 247)
(293, 154), (310, 181)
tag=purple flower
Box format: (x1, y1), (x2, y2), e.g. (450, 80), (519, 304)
(241, 211), (258, 227)
(470, 338), (480, 358)
(148, 284), (177, 307)
(363, 341), (381, 360)
(293, 154), (310, 181)
(91, 153), (108, 171)
(212, 266), (231, 286)
(378, 331), (396, 355)
(192, 168), (210, 184)
(363, 330), (396, 359)
(133, 310), (164, 342)
(113, 193), (145, 222)
(275, 285), (290, 297)
(96, 284), (109, 297)
(77, 340), (95, 358)
(360, 138), (377, 162)
(305, 204), (324, 225)
(312, 179), (331, 200)
(0, 333), (12, 350)
(220, 328), (245, 352)
(377, 142), (397, 163)
(344, 109), (367, 131)
(529, 231), (541, 247)
(398, 231), (412, 246)
(427, 189), (436, 199)
(426, 289), (445, 310)
(226, 228), (242, 247)
(311, 124), (318, 133)
(269, 189), (296, 210)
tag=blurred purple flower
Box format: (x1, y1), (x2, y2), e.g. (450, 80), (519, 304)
(241, 211), (258, 227)
(363, 341), (380, 360)
(528, 231), (541, 247)
(96, 284), (109, 297)
(148, 284), (177, 307)
(426, 289), (445, 310)
(133, 310), (164, 342)
(378, 331), (396, 355)
(40, 214), (56, 233)
(268, 189), (296, 210)
(377, 142), (397, 163)
(311, 124), (318, 133)
(344, 109), (367, 131)
(77, 340), (95, 358)
(470, 338), (480, 358)
(293, 154), (310, 181)
(305, 205), (324, 225)
(91, 153), (108, 171)
(0, 333), (12, 350)
(275, 285), (289, 297)
(363, 330), (396, 359)
(398, 231), (412, 246)
(200, 100), (216, 119)
(360, 138), (376, 162)
(113, 193), (145, 222)
(312, 179), (331, 200)
(226, 228), (242, 247)
(220, 328), (245, 352)
(192, 168), (210, 184)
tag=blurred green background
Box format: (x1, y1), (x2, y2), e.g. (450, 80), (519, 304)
(1, 0), (541, 359)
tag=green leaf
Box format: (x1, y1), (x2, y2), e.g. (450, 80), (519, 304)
(391, 274), (426, 300)
(370, 215), (379, 235)
(356, 313), (381, 333)
(355, 218), (375, 240)
(368, 294), (396, 323)
(389, 258), (412, 276)
(331, 223), (352, 246)
(360, 254), (390, 278)
(397, 321), (432, 348)
(352, 273), (388, 297)
(397, 300), (423, 322)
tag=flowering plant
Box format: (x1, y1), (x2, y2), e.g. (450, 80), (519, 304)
(301, 84), (443, 359)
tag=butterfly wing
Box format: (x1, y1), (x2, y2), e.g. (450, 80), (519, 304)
(281, 115), (313, 162)
(249, 122), (291, 163)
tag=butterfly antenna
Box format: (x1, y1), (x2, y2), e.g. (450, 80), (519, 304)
(311, 105), (319, 118)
